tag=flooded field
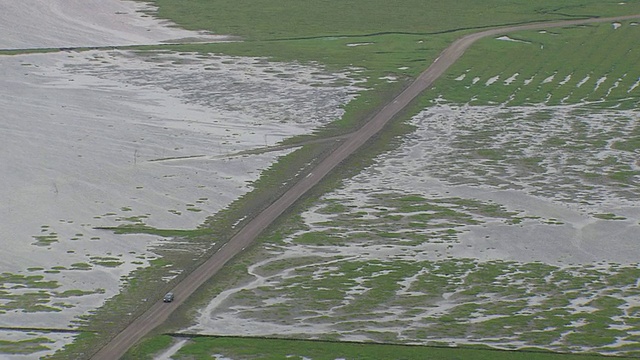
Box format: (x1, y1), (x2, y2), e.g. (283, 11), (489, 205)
(4, 1), (640, 358)
(188, 103), (640, 355)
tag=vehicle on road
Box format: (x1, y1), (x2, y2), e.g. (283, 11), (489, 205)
(163, 292), (174, 303)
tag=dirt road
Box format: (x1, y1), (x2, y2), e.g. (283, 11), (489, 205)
(90, 14), (640, 360)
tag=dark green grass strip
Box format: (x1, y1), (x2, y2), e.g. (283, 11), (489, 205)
(0, 327), (88, 334)
(126, 335), (638, 360)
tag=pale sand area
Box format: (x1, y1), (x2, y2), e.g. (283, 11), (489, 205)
(0, 0), (228, 50)
(0, 1), (363, 357)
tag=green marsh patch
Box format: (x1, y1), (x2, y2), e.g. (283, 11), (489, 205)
(0, 272), (104, 314)
(294, 192), (533, 246)
(186, 251), (640, 355)
(97, 225), (214, 239)
(0, 337), (54, 355)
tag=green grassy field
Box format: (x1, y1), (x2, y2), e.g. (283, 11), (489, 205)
(128, 335), (633, 360)
(429, 21), (640, 108)
(150, 0), (640, 40)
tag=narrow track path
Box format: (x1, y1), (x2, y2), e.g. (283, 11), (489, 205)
(91, 14), (640, 360)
